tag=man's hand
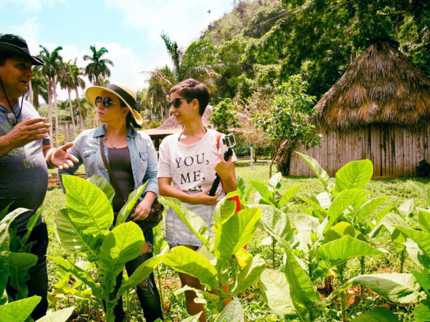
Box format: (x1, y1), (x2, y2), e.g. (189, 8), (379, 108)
(50, 142), (79, 170)
(5, 117), (50, 148)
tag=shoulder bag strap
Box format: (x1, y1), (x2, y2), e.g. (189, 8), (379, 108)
(99, 138), (127, 202)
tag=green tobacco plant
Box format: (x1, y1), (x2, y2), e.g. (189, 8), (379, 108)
(50, 175), (163, 322)
(251, 172), (301, 267)
(160, 192), (265, 319)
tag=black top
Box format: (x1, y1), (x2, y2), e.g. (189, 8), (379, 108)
(108, 146), (135, 213)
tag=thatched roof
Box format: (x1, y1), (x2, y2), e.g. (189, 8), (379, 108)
(314, 41), (430, 128)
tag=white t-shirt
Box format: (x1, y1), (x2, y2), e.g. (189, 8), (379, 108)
(158, 128), (236, 246)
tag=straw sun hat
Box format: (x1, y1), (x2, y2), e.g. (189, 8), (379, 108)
(85, 83), (143, 126)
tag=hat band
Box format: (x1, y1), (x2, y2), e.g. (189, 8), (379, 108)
(108, 84), (135, 109)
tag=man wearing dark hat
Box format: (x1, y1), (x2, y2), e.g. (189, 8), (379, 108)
(0, 33), (77, 319)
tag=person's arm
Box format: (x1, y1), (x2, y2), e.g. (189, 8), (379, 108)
(0, 117), (50, 158)
(131, 138), (159, 221)
(158, 177), (219, 205)
(55, 136), (83, 193)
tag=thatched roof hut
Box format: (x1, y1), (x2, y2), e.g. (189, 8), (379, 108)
(287, 40), (430, 177)
(315, 41), (430, 129)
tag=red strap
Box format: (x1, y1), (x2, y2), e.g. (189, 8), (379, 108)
(216, 134), (242, 213)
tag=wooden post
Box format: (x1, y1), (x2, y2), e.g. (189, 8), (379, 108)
(250, 146), (253, 170)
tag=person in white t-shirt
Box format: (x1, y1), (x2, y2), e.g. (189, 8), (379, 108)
(158, 79), (237, 321)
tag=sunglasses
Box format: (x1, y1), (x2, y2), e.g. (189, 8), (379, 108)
(169, 97), (189, 108)
(95, 96), (117, 108)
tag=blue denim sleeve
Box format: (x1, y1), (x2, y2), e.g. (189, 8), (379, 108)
(58, 135), (84, 193)
(142, 137), (159, 198)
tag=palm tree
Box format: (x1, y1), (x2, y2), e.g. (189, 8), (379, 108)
(59, 60), (78, 136)
(66, 59), (86, 130)
(38, 45), (63, 144)
(83, 45), (114, 86)
(29, 67), (48, 109)
(146, 34), (220, 120)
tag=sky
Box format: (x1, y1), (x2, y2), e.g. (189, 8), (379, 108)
(0, 0), (235, 100)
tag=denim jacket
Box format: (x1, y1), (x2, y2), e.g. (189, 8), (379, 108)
(58, 125), (159, 199)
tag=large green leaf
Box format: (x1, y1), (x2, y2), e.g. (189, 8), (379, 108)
(418, 208), (430, 234)
(316, 192), (332, 210)
(324, 189), (369, 233)
(251, 181), (274, 205)
(115, 183), (147, 227)
(297, 196), (327, 221)
(163, 246), (217, 289)
(0, 296), (41, 322)
(323, 222), (356, 244)
(351, 308), (399, 322)
(22, 208), (43, 246)
(181, 313), (203, 322)
(278, 184), (302, 208)
(213, 191), (240, 227)
(415, 299), (430, 322)
(408, 181), (430, 207)
(214, 207), (262, 261)
(231, 255), (266, 294)
(35, 306), (75, 322)
(412, 270), (430, 296)
(296, 152), (329, 189)
(260, 219), (318, 321)
(161, 197), (210, 246)
(116, 255), (164, 302)
(259, 205), (292, 241)
(332, 274), (424, 304)
(47, 256), (103, 299)
(62, 175), (113, 235)
(395, 226), (430, 258)
(397, 199), (415, 217)
(318, 235), (383, 268)
(100, 222), (144, 289)
(259, 269), (295, 315)
(379, 214), (409, 250)
(0, 208), (28, 296)
(268, 172), (282, 190)
(88, 175), (115, 203)
(335, 160), (373, 192)
(215, 298), (244, 322)
(8, 252), (37, 299)
(55, 209), (100, 261)
(354, 196), (388, 224)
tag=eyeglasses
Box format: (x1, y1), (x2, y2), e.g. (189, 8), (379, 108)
(169, 97), (189, 108)
(95, 96), (117, 108)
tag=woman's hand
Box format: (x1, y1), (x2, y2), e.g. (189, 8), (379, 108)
(215, 151), (234, 181)
(131, 199), (151, 221)
(191, 187), (219, 205)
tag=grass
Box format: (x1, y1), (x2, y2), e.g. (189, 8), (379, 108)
(41, 163), (427, 321)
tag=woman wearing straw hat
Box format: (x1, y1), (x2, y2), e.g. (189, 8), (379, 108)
(57, 83), (163, 322)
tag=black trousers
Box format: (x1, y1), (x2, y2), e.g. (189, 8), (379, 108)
(111, 229), (163, 322)
(7, 222), (49, 320)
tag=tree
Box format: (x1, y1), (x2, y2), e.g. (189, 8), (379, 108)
(83, 45), (114, 86)
(59, 60), (78, 136)
(29, 67), (48, 109)
(255, 75), (321, 177)
(209, 99), (241, 134)
(38, 45), (63, 144)
(146, 35), (220, 120)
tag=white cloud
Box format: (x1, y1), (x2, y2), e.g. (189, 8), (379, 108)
(104, 0), (232, 47)
(0, 0), (67, 12)
(4, 17), (42, 54)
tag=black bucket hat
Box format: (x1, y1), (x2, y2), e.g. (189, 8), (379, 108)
(0, 34), (44, 66)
